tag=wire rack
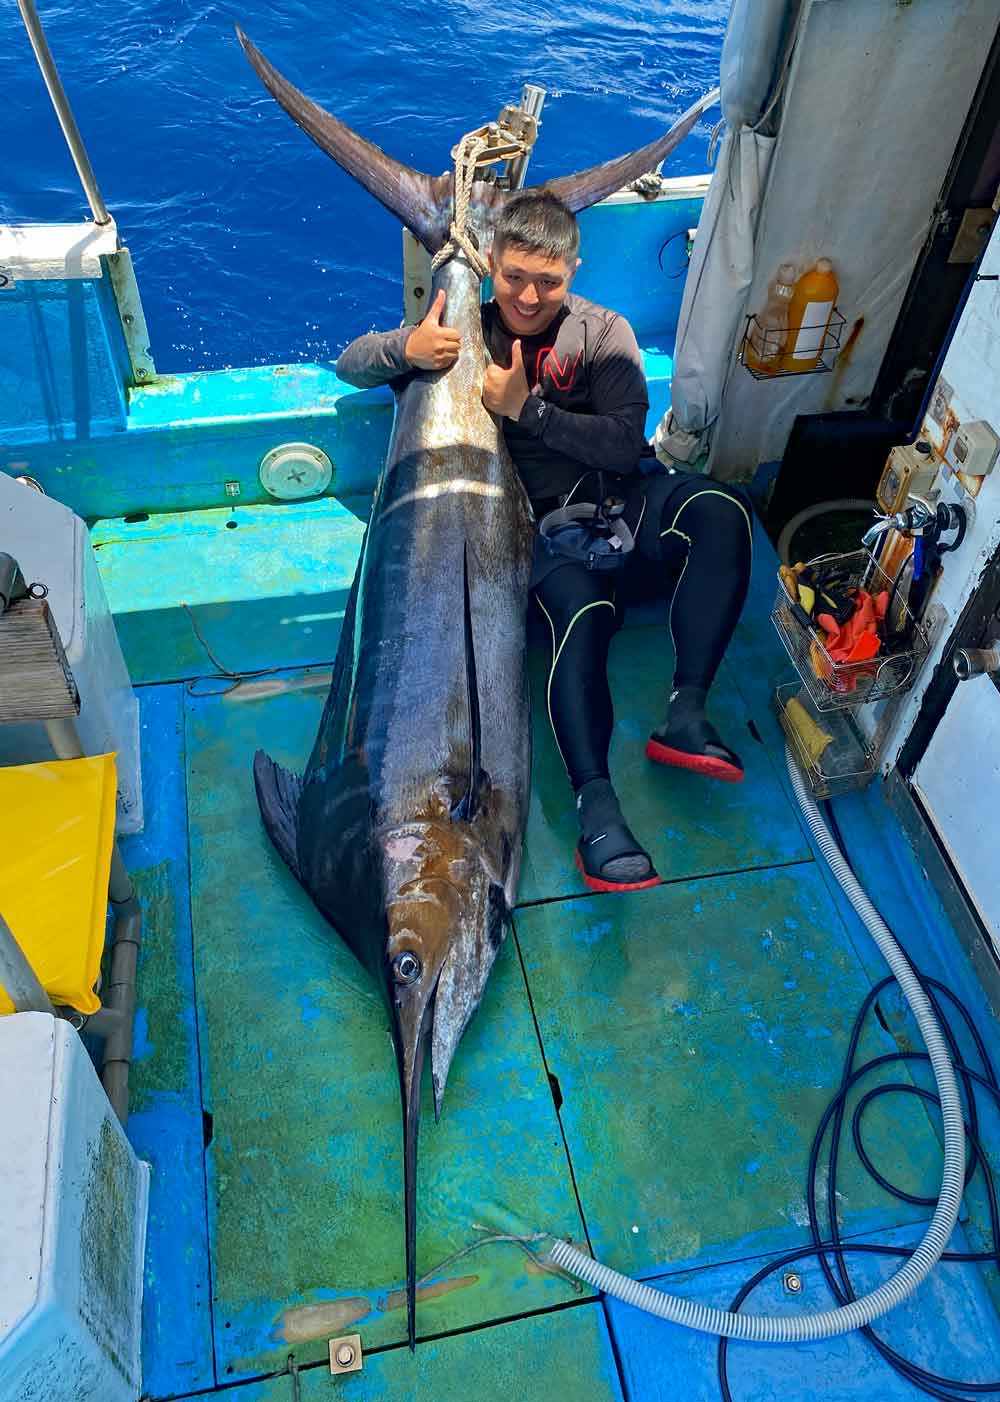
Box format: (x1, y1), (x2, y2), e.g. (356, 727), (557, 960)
(773, 684), (877, 798)
(740, 308), (847, 379)
(771, 549), (929, 712)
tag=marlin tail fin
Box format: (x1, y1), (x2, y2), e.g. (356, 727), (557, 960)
(236, 26), (451, 251)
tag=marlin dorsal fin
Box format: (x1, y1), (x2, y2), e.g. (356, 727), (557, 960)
(452, 544), (482, 822)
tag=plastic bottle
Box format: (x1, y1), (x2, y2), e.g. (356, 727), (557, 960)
(744, 263), (796, 375)
(784, 258), (839, 371)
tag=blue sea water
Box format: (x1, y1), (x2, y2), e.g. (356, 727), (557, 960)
(4, 0), (726, 373)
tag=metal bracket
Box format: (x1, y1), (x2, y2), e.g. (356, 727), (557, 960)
(105, 247), (157, 386)
(947, 206), (997, 264)
(402, 228), (433, 325)
(328, 1334), (363, 1375)
(0, 554), (27, 612)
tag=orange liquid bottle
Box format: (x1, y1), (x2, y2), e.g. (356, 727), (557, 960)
(784, 258), (838, 371)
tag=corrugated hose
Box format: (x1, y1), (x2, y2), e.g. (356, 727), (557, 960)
(547, 743), (965, 1342)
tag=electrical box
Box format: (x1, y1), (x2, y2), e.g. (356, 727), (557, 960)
(877, 440), (942, 515)
(945, 419), (999, 479)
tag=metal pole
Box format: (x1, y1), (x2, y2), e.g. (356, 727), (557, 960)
(16, 0), (111, 226)
(41, 716), (141, 1120)
(44, 716), (85, 760)
(505, 84), (547, 191)
(100, 890), (141, 1123)
(0, 911), (56, 1016)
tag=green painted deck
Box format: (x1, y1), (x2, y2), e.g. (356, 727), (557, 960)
(105, 499), (994, 1400)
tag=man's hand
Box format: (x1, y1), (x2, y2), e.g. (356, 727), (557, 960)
(483, 339), (531, 420)
(404, 289), (461, 370)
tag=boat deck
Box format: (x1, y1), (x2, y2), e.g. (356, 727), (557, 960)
(98, 498), (1000, 1400)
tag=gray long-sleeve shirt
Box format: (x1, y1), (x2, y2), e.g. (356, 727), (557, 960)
(335, 293), (655, 504)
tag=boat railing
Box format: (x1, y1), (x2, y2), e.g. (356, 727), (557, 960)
(16, 0), (110, 227)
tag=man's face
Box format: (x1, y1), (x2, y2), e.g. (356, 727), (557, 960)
(488, 244), (579, 338)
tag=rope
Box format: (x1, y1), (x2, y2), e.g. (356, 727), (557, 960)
(431, 130), (506, 280)
(180, 601), (282, 696)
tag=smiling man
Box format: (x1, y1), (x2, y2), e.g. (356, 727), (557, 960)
(336, 191), (752, 894)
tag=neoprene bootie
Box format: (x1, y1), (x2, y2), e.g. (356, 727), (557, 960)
(574, 777), (661, 892)
(646, 686), (744, 783)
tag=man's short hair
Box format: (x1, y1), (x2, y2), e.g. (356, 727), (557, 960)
(493, 191), (580, 264)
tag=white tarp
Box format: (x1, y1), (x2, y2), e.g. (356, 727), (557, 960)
(654, 0), (793, 468)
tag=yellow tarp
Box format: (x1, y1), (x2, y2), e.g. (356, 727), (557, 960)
(0, 754), (117, 1015)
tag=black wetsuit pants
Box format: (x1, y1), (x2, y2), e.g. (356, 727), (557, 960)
(532, 469), (753, 791)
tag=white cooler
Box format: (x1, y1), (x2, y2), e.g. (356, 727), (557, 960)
(0, 1014), (149, 1401)
(0, 473), (142, 832)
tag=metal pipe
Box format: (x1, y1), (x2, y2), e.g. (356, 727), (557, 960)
(109, 844), (136, 905)
(953, 644), (1000, 681)
(101, 896), (141, 1123)
(505, 84), (546, 191)
(44, 716), (84, 760)
(39, 714), (140, 1117)
(16, 0), (111, 226)
(0, 911), (56, 1015)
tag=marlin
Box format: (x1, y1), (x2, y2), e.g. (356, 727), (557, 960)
(239, 25), (716, 1348)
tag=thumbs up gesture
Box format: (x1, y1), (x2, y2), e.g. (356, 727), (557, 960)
(404, 288), (462, 370)
(483, 338), (531, 420)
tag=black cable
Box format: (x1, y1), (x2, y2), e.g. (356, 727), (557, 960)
(657, 229), (690, 278)
(717, 802), (1000, 1400)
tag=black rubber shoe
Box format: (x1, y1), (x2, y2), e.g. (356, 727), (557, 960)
(575, 823), (662, 892)
(574, 777), (661, 892)
(646, 687), (744, 783)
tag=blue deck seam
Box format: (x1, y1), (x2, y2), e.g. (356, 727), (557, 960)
(508, 924), (599, 1279)
(178, 694), (222, 1394)
(151, 1295), (623, 1402)
(514, 855), (816, 911)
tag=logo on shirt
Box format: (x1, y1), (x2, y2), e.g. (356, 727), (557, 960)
(534, 346), (583, 392)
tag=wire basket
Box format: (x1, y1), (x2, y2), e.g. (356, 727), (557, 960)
(771, 549), (929, 711)
(773, 684), (877, 798)
(740, 308), (847, 379)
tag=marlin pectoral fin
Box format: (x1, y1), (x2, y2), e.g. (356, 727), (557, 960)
(253, 750), (304, 880)
(539, 86), (721, 212)
(452, 544), (483, 823)
(236, 26), (452, 252)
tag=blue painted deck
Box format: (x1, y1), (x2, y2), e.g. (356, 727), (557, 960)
(8, 172), (997, 1398)
(108, 502), (1000, 1400)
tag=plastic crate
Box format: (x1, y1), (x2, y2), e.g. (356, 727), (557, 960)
(771, 549), (929, 711)
(773, 684), (876, 798)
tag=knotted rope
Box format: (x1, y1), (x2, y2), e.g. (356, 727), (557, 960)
(431, 128), (521, 281)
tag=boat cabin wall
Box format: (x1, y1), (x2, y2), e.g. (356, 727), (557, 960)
(707, 0), (1000, 484)
(872, 212), (1000, 772)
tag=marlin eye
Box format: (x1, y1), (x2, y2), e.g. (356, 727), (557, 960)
(393, 951), (422, 985)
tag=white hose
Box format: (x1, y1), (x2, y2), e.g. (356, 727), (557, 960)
(548, 744), (965, 1341)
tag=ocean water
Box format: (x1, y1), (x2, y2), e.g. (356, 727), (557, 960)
(5, 0), (726, 373)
